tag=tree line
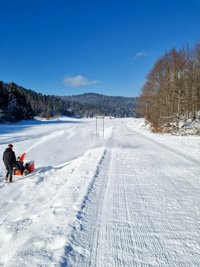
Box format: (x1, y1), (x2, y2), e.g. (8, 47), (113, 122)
(136, 42), (200, 132)
(0, 82), (137, 122)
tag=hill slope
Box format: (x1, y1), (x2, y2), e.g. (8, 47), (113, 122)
(61, 93), (137, 118)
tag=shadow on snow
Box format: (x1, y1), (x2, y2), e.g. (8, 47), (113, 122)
(0, 119), (82, 134)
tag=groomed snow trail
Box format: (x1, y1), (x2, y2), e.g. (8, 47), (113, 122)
(0, 118), (200, 266)
(65, 124), (200, 266)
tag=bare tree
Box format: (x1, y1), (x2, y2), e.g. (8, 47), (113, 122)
(136, 42), (200, 132)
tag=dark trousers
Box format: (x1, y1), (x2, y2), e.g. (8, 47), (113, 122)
(5, 165), (13, 182)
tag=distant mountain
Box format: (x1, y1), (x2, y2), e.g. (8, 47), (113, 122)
(0, 81), (137, 122)
(60, 93), (137, 118)
(61, 93), (135, 105)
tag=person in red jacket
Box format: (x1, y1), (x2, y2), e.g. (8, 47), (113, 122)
(3, 144), (16, 183)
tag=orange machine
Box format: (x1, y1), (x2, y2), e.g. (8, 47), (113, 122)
(14, 153), (34, 176)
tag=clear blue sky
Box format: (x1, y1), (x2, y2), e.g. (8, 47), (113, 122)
(0, 0), (199, 97)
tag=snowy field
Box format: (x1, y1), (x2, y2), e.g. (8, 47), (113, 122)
(0, 117), (200, 267)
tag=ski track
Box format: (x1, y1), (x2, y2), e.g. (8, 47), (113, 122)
(63, 125), (200, 266)
(0, 119), (200, 266)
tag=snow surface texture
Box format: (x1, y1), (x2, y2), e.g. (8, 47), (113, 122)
(0, 117), (200, 267)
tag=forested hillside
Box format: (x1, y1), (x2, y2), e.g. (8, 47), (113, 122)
(136, 42), (200, 133)
(0, 82), (136, 122)
(0, 82), (33, 122)
(61, 93), (137, 118)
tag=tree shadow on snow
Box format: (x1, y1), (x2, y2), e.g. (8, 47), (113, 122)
(0, 119), (82, 134)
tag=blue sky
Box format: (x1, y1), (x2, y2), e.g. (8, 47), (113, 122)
(0, 0), (199, 97)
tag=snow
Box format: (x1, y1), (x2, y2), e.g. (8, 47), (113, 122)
(0, 117), (200, 266)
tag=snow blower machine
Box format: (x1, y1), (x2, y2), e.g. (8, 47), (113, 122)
(14, 153), (35, 176)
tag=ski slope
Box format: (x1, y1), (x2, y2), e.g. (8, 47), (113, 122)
(0, 117), (200, 267)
